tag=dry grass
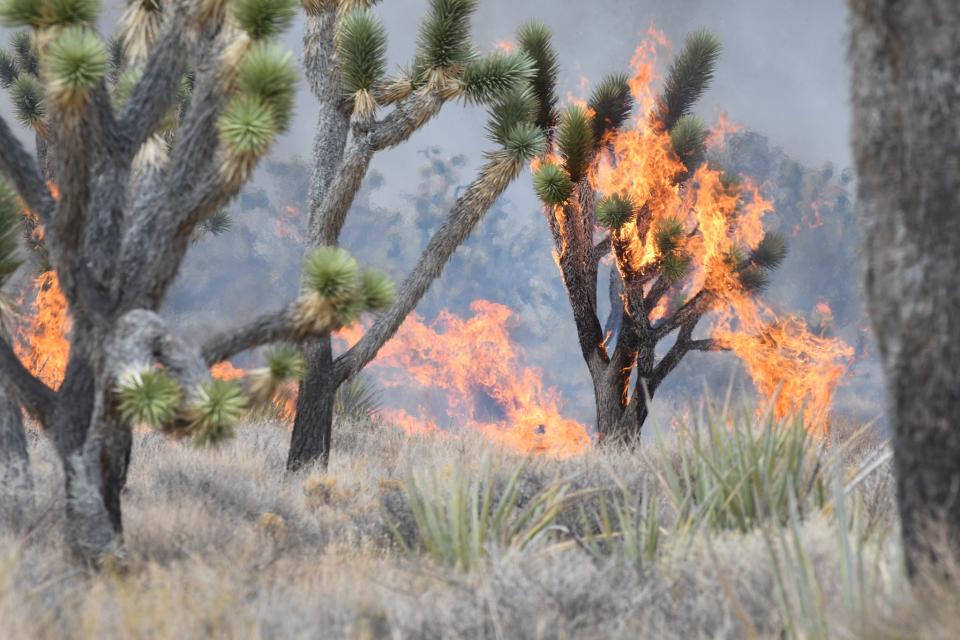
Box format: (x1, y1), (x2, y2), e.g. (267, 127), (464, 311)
(0, 409), (953, 639)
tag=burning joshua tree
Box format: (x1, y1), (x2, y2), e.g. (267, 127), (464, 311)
(286, 0), (547, 470)
(0, 0), (394, 562)
(530, 29), (853, 443)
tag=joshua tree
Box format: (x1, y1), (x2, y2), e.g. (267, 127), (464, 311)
(850, 0), (960, 576)
(286, 0), (546, 470)
(530, 31), (787, 443)
(0, 0), (392, 562)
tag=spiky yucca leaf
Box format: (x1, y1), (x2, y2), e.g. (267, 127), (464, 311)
(557, 105), (593, 183)
(656, 29), (721, 130)
(661, 252), (690, 282)
(248, 343), (304, 404)
(360, 268), (395, 311)
(48, 0), (102, 25)
(485, 87), (536, 147)
(416, 0), (476, 71)
(501, 121), (544, 163)
(107, 35), (123, 73)
(654, 217), (685, 255)
(10, 30), (37, 76)
(218, 93), (276, 155)
(0, 0), (41, 27)
(117, 368), (182, 430)
(188, 379), (247, 446)
(337, 8), (386, 111)
(118, 0), (163, 64)
(334, 373), (382, 421)
(589, 73), (632, 146)
(237, 41), (298, 131)
(517, 21), (558, 131)
(10, 73), (44, 129)
(670, 114), (708, 171)
(46, 27), (109, 108)
(533, 162), (572, 206)
(738, 264), (769, 294)
(0, 179), (23, 288)
(204, 209), (232, 236)
(597, 193), (636, 229)
(750, 232), (787, 270)
(0, 50), (18, 87)
(304, 246), (359, 300)
(231, 0), (297, 40)
(460, 51), (534, 105)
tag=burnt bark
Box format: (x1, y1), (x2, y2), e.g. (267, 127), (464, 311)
(0, 389), (31, 531)
(288, 337), (337, 471)
(849, 0), (960, 576)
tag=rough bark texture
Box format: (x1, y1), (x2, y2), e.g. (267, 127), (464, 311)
(849, 0), (960, 575)
(0, 388), (31, 531)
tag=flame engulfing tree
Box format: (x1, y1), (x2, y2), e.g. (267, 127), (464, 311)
(850, 0), (960, 576)
(530, 30), (797, 442)
(0, 0), (393, 562)
(284, 0), (546, 470)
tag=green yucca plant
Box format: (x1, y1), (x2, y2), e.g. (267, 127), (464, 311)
(597, 193), (636, 229)
(484, 86), (537, 147)
(670, 113), (708, 171)
(333, 373), (382, 421)
(46, 26), (109, 108)
(533, 162), (573, 207)
(387, 458), (572, 571)
(589, 73), (633, 145)
(556, 104), (593, 183)
(236, 41), (298, 132)
(231, 0), (298, 40)
(116, 368), (182, 430)
(517, 21), (559, 131)
(337, 8), (386, 116)
(188, 379), (249, 446)
(460, 51), (535, 105)
(656, 29), (722, 130)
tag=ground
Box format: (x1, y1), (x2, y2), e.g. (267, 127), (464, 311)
(1, 409), (956, 639)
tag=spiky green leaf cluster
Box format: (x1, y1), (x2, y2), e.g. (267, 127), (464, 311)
(10, 74), (43, 127)
(750, 232), (788, 270)
(337, 8), (387, 95)
(46, 27), (108, 105)
(654, 217), (685, 255)
(265, 343), (305, 381)
(189, 379), (247, 446)
(236, 41), (298, 132)
(305, 246), (359, 300)
(661, 253), (690, 282)
(334, 373), (382, 421)
(500, 120), (544, 162)
(589, 73), (632, 146)
(533, 162), (572, 206)
(670, 114), (708, 171)
(218, 93), (277, 155)
(597, 193), (636, 229)
(460, 51), (534, 105)
(738, 264), (769, 293)
(0, 180), (23, 288)
(360, 268), (395, 311)
(11, 31), (37, 76)
(117, 369), (182, 430)
(656, 29), (721, 130)
(557, 105), (593, 183)
(416, 0), (476, 70)
(517, 21), (558, 131)
(0, 50), (18, 87)
(231, 0), (297, 40)
(0, 0), (102, 28)
(485, 87), (536, 147)
(204, 210), (232, 236)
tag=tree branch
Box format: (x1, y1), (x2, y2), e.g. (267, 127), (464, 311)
(201, 304), (303, 366)
(0, 333), (56, 419)
(0, 115), (55, 225)
(652, 289), (713, 341)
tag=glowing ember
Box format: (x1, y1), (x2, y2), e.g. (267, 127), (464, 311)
(211, 360), (246, 380)
(15, 271), (70, 389)
(338, 301), (591, 457)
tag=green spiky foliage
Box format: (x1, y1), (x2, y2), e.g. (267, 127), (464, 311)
(334, 373), (382, 421)
(484, 86), (536, 147)
(305, 246), (360, 301)
(10, 30), (37, 76)
(460, 51), (534, 104)
(661, 252), (690, 282)
(500, 120), (544, 162)
(0, 0), (41, 28)
(738, 264), (769, 293)
(557, 105), (593, 183)
(0, 180), (23, 287)
(107, 35), (123, 76)
(597, 193), (636, 229)
(203, 209), (232, 236)
(231, 0), (298, 40)
(656, 29), (721, 130)
(10, 74), (44, 128)
(654, 217), (685, 255)
(46, 27), (109, 107)
(589, 73), (632, 146)
(533, 162), (573, 206)
(670, 114), (708, 172)
(248, 343), (305, 405)
(750, 232), (788, 270)
(236, 41), (298, 132)
(188, 379), (248, 446)
(416, 0), (477, 71)
(337, 8), (387, 96)
(117, 369), (182, 430)
(359, 268), (395, 311)
(218, 94), (277, 156)
(517, 21), (558, 131)
(0, 50), (17, 87)
(0, 0), (102, 28)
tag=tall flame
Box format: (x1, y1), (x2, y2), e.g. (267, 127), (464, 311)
(15, 271), (70, 389)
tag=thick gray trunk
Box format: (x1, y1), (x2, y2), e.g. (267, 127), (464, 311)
(0, 389), (32, 531)
(850, 0), (960, 575)
(288, 337), (337, 471)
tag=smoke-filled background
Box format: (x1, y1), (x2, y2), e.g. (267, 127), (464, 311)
(1, 1), (884, 429)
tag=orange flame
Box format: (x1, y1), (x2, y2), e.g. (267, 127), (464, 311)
(15, 271), (70, 389)
(494, 39), (516, 53)
(211, 360), (246, 380)
(337, 301), (591, 457)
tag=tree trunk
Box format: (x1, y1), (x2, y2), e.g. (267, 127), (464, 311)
(0, 388), (32, 531)
(850, 0), (960, 575)
(287, 337), (337, 471)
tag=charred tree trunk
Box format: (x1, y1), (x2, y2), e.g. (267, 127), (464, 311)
(0, 389), (32, 531)
(850, 0), (960, 576)
(288, 337), (337, 471)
